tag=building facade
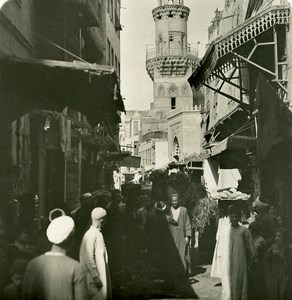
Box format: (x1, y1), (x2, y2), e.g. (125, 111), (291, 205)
(0, 0), (123, 231)
(140, 0), (202, 166)
(189, 0), (292, 222)
(139, 139), (169, 172)
(146, 0), (198, 112)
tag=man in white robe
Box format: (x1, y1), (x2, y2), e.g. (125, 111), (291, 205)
(80, 208), (112, 300)
(22, 216), (88, 300)
(220, 206), (253, 300)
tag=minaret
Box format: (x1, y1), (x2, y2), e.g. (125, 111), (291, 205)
(146, 0), (198, 111)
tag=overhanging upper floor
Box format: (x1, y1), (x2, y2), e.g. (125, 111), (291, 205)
(188, 4), (290, 108)
(0, 55), (124, 127)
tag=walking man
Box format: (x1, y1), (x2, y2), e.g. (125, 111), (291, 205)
(22, 216), (88, 300)
(221, 205), (253, 300)
(168, 192), (192, 277)
(80, 207), (112, 300)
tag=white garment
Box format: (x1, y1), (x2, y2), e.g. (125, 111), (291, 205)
(171, 206), (181, 222)
(211, 218), (253, 300)
(80, 226), (112, 300)
(217, 169), (242, 191)
(113, 171), (121, 190)
(211, 217), (230, 278)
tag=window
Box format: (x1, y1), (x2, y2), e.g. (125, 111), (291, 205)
(182, 84), (189, 96)
(168, 83), (178, 96)
(111, 47), (114, 66)
(173, 137), (180, 159)
(134, 141), (139, 156)
(158, 85), (165, 97)
(118, 62), (120, 77)
(107, 39), (111, 65)
(133, 121), (139, 135)
(171, 97), (176, 110)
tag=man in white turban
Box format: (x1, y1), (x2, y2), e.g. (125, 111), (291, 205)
(80, 208), (112, 300)
(22, 216), (88, 300)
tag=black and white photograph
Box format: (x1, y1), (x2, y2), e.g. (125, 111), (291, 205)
(0, 0), (292, 299)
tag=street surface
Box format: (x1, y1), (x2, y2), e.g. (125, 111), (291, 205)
(191, 265), (221, 300)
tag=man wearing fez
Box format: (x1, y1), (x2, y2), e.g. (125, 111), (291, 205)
(22, 216), (88, 300)
(80, 208), (112, 300)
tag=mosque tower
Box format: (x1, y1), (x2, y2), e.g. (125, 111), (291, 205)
(146, 0), (198, 111)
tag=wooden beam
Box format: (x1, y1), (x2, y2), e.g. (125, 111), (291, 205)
(203, 82), (251, 111)
(231, 51), (276, 77)
(212, 72), (250, 94)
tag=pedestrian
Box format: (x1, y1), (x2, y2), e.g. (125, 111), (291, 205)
(8, 227), (34, 265)
(104, 189), (126, 273)
(80, 207), (111, 300)
(2, 259), (27, 300)
(22, 216), (88, 300)
(274, 215), (285, 231)
(248, 221), (267, 300)
(168, 192), (192, 277)
(70, 193), (94, 259)
(220, 205), (253, 300)
(137, 189), (155, 231)
(266, 228), (292, 300)
(252, 196), (274, 247)
(72, 193), (94, 246)
(145, 200), (178, 277)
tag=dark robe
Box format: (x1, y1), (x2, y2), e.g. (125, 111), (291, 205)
(169, 206), (192, 276)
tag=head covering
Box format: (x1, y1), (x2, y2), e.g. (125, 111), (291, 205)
(49, 208), (65, 222)
(91, 207), (107, 220)
(82, 192), (92, 200)
(253, 196), (269, 209)
(46, 216), (75, 245)
(155, 201), (166, 211)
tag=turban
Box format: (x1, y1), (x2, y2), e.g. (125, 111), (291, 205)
(91, 207), (107, 220)
(82, 192), (92, 199)
(253, 196), (269, 209)
(46, 216), (75, 245)
(155, 201), (166, 211)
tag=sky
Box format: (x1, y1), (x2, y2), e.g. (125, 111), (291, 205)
(120, 0), (225, 111)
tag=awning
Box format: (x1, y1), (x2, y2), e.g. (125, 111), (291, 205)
(188, 4), (290, 91)
(0, 56), (124, 126)
(180, 151), (210, 164)
(120, 156), (141, 168)
(210, 135), (256, 156)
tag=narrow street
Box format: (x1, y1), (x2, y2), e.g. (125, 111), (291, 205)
(1, 0), (292, 299)
(108, 249), (221, 300)
(191, 265), (221, 300)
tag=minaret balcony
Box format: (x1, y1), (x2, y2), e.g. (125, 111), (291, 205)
(152, 5), (190, 21)
(146, 44), (197, 60)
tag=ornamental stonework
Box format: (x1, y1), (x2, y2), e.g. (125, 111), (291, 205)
(152, 5), (190, 21)
(146, 56), (198, 81)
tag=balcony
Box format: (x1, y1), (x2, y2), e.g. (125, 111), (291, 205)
(65, 0), (101, 26)
(146, 44), (197, 60)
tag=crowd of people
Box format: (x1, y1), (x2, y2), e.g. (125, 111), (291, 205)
(1, 187), (291, 300)
(212, 197), (292, 300)
(0, 187), (196, 299)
